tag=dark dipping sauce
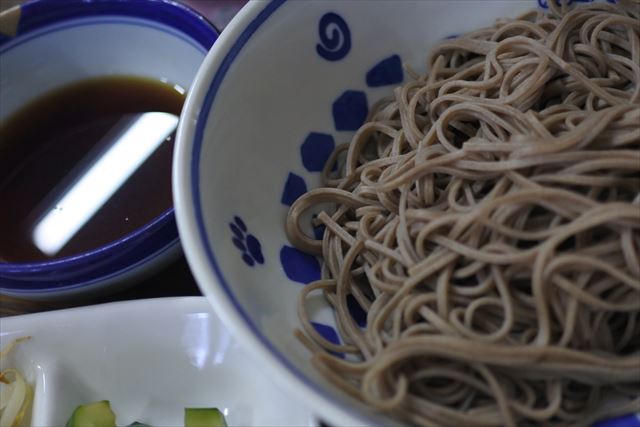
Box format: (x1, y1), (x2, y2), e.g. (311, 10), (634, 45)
(0, 76), (185, 262)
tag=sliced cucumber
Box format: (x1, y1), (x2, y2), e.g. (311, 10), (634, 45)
(184, 408), (227, 427)
(66, 400), (116, 427)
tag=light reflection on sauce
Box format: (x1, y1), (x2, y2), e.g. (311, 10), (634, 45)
(0, 76), (185, 262)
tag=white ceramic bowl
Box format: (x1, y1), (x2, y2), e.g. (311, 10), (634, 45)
(173, 1), (636, 426)
(0, 0), (217, 299)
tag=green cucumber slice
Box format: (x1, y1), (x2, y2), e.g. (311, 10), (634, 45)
(184, 408), (228, 427)
(66, 400), (116, 427)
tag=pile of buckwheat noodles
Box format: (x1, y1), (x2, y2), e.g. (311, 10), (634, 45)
(286, 1), (640, 426)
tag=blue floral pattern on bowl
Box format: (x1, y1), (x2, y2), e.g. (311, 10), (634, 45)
(229, 216), (264, 267)
(279, 21), (406, 286)
(278, 0), (628, 284)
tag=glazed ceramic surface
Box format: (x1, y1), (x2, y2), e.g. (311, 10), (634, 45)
(173, 1), (639, 426)
(0, 297), (315, 426)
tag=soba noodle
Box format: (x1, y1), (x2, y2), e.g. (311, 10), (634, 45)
(286, 1), (640, 426)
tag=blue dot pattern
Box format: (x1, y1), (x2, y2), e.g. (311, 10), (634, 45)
(592, 414), (640, 427)
(332, 90), (368, 131)
(301, 132), (335, 172)
(281, 172), (307, 206)
(311, 321), (344, 359)
(280, 245), (321, 284)
(366, 54), (404, 87)
(229, 216), (264, 267)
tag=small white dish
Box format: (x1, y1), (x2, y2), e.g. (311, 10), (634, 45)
(0, 0), (218, 299)
(0, 297), (315, 427)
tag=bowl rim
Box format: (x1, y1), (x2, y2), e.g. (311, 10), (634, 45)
(0, 0), (218, 290)
(0, 0), (219, 49)
(173, 1), (384, 425)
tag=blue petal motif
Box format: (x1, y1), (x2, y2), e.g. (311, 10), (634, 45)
(366, 54), (403, 87)
(280, 245), (321, 284)
(316, 12), (351, 61)
(232, 237), (246, 252)
(246, 234), (264, 264)
(301, 132), (335, 172)
(242, 253), (255, 267)
(229, 223), (244, 240)
(311, 322), (344, 359)
(230, 215), (264, 267)
(281, 172), (307, 206)
(234, 215), (247, 232)
(332, 90), (368, 131)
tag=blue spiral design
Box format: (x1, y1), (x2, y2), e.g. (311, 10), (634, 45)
(316, 12), (351, 61)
